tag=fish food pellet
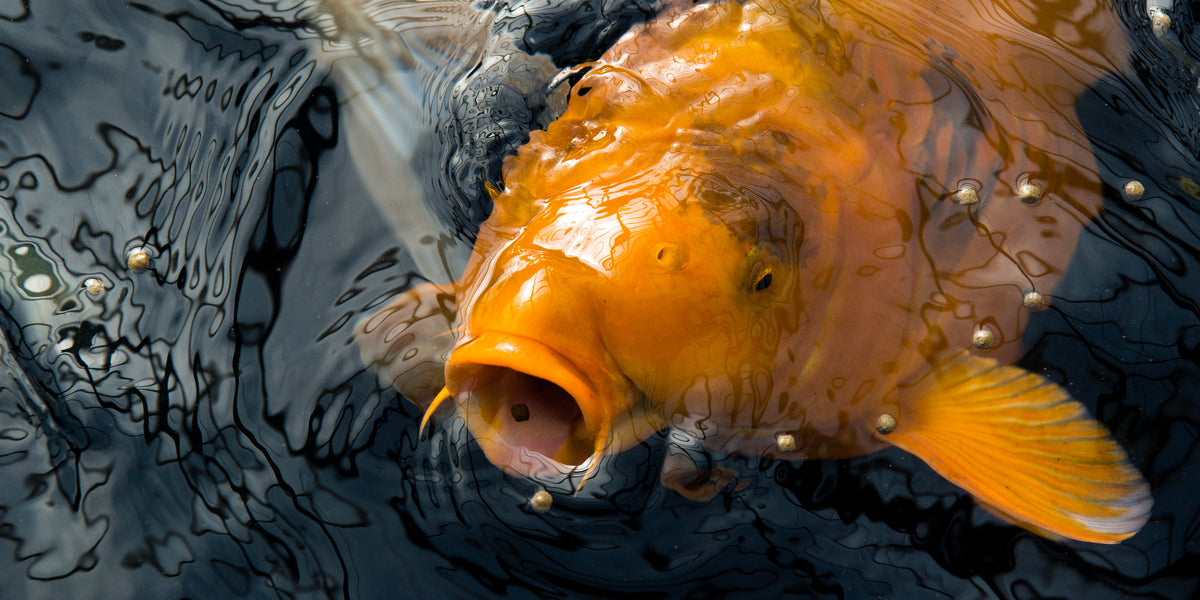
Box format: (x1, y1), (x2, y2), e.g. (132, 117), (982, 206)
(1150, 8), (1171, 32)
(84, 277), (105, 296)
(511, 403), (530, 422)
(775, 433), (797, 452)
(1018, 181), (1041, 204)
(972, 328), (995, 349)
(530, 490), (553, 513)
(126, 248), (151, 273)
(1022, 290), (1046, 310)
(1124, 180), (1145, 201)
(953, 185), (979, 205)
(875, 413), (897, 435)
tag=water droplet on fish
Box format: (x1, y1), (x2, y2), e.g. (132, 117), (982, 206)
(530, 490), (553, 513)
(1124, 180), (1145, 201)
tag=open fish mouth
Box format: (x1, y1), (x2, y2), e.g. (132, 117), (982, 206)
(445, 332), (609, 479)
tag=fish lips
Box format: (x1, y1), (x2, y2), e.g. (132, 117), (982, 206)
(445, 331), (628, 480)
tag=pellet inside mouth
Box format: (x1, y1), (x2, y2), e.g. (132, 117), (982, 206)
(511, 403), (531, 422)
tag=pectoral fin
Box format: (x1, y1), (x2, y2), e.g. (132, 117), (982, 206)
(354, 282), (457, 408)
(659, 432), (736, 502)
(883, 354), (1151, 544)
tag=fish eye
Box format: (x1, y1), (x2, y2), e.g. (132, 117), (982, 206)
(744, 245), (777, 293)
(753, 270), (773, 292)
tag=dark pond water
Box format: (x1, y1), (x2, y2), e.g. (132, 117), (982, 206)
(0, 0), (1199, 598)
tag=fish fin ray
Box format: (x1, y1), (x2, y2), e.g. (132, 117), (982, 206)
(886, 354), (1151, 544)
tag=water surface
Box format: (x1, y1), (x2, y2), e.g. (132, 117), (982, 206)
(0, 0), (1199, 598)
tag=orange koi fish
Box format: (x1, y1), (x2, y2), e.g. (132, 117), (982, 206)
(354, 0), (1151, 543)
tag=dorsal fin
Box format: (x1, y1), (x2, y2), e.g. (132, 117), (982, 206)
(883, 353), (1151, 543)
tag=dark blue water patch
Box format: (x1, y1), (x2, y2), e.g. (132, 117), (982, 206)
(1, 0), (1200, 599)
(1057, 23), (1200, 582)
(500, 0), (667, 67)
(0, 0), (349, 596)
(413, 0), (673, 240)
(0, 43), (38, 119)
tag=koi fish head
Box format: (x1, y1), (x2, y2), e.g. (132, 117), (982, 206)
(420, 0), (897, 480)
(444, 151), (813, 480)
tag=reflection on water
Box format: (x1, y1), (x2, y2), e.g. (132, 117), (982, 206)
(0, 0), (1198, 597)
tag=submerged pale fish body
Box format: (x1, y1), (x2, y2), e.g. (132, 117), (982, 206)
(355, 0), (1152, 543)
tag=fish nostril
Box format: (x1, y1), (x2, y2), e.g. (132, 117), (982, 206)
(653, 242), (683, 269)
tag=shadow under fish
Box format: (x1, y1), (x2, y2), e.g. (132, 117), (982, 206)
(341, 0), (1152, 544)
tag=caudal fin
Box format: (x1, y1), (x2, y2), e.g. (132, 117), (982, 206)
(883, 353), (1151, 544)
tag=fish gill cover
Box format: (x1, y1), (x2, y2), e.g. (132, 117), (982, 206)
(0, 0), (1196, 598)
